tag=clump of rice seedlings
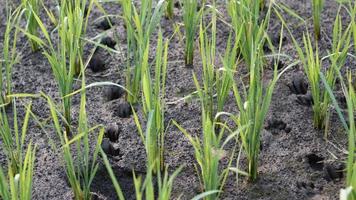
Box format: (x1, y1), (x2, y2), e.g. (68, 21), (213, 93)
(216, 34), (240, 114)
(0, 101), (33, 175)
(173, 109), (240, 199)
(183, 0), (202, 67)
(227, 0), (266, 67)
(166, 0), (174, 19)
(312, 0), (324, 40)
(22, 0), (94, 133)
(43, 64), (105, 200)
(195, 3), (217, 120)
(0, 6), (21, 105)
(120, 0), (166, 104)
(321, 71), (356, 199)
(291, 12), (351, 130)
(232, 19), (291, 180)
(0, 142), (36, 200)
(133, 31), (168, 173)
(21, 0), (41, 51)
(101, 149), (188, 200)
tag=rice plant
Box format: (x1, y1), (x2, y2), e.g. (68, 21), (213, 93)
(195, 3), (217, 121)
(43, 64), (105, 199)
(227, 0), (265, 67)
(231, 22), (292, 181)
(216, 34), (240, 114)
(321, 71), (356, 200)
(0, 101), (33, 175)
(312, 0), (324, 40)
(133, 31), (168, 173)
(173, 109), (240, 199)
(21, 0), (93, 134)
(291, 13), (351, 130)
(183, 0), (202, 67)
(0, 142), (36, 200)
(1, 6), (21, 105)
(21, 0), (41, 51)
(120, 0), (166, 104)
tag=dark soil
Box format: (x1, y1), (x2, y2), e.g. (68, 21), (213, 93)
(0, 0), (352, 199)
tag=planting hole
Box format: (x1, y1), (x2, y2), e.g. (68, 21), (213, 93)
(306, 154), (324, 171)
(88, 54), (106, 73)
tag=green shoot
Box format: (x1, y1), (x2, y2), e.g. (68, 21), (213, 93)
(216, 34), (240, 114)
(21, 0), (41, 51)
(321, 71), (356, 199)
(21, 0), (94, 134)
(42, 61), (105, 199)
(0, 101), (33, 175)
(231, 19), (290, 180)
(133, 31), (168, 173)
(0, 142), (36, 200)
(227, 0), (265, 67)
(183, 0), (202, 66)
(166, 0), (174, 19)
(173, 110), (240, 199)
(1, 6), (22, 105)
(312, 0), (324, 40)
(196, 3), (216, 120)
(291, 12), (351, 130)
(120, 0), (166, 104)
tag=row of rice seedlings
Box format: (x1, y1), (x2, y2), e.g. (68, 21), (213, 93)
(311, 0), (324, 40)
(22, 0), (93, 134)
(227, 0), (264, 67)
(183, 0), (202, 67)
(120, 0), (166, 104)
(43, 61), (105, 199)
(133, 31), (168, 173)
(290, 11), (351, 130)
(21, 0), (41, 51)
(0, 142), (36, 200)
(0, 5), (22, 105)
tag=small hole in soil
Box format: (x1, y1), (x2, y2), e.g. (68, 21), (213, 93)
(88, 54), (106, 73)
(306, 154), (324, 171)
(266, 119), (288, 135)
(296, 93), (313, 106)
(100, 36), (116, 49)
(288, 76), (308, 95)
(96, 17), (114, 30)
(105, 83), (125, 101)
(324, 163), (344, 181)
(174, 1), (181, 8)
(105, 123), (120, 142)
(101, 138), (120, 156)
(114, 102), (133, 118)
